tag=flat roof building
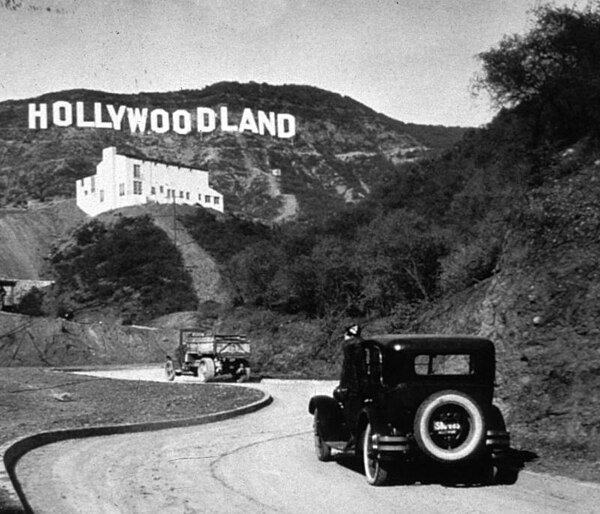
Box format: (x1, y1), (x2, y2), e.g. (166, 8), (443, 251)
(76, 147), (224, 216)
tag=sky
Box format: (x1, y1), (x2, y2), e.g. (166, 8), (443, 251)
(0, 0), (576, 127)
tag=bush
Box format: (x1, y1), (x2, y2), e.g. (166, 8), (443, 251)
(51, 215), (197, 323)
(439, 236), (502, 294)
(16, 287), (45, 316)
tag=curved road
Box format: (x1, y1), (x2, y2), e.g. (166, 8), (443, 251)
(15, 373), (600, 513)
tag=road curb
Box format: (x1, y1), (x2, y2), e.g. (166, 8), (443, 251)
(0, 390), (272, 513)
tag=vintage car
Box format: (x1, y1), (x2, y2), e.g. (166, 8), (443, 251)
(308, 334), (520, 486)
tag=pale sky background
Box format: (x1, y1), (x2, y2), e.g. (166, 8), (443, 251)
(0, 0), (577, 127)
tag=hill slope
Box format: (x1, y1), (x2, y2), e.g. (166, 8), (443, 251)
(96, 203), (231, 305)
(0, 82), (466, 220)
(0, 200), (85, 279)
(413, 151), (600, 477)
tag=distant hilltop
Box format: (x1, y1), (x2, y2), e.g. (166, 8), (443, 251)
(0, 82), (468, 220)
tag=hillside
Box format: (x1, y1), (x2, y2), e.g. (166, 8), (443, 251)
(0, 311), (173, 367)
(413, 152), (600, 474)
(0, 82), (466, 221)
(1, 4), (599, 486)
(96, 203), (231, 306)
(0, 200), (85, 279)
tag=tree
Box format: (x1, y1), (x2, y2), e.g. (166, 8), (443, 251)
(51, 216), (197, 322)
(476, 3), (600, 142)
(310, 236), (362, 317)
(16, 287), (45, 316)
(355, 210), (448, 315)
(227, 241), (286, 307)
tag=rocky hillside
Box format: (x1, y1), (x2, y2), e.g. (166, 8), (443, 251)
(0, 82), (466, 220)
(414, 149), (600, 473)
(0, 200), (85, 278)
(0, 311), (174, 367)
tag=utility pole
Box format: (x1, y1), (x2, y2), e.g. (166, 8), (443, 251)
(173, 193), (177, 247)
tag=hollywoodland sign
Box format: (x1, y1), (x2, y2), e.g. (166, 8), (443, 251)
(28, 101), (296, 139)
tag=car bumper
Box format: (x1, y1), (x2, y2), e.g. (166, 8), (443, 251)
(371, 429), (510, 457)
(486, 429), (510, 450)
(371, 434), (410, 453)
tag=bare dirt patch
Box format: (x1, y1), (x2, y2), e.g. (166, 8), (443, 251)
(0, 365), (264, 449)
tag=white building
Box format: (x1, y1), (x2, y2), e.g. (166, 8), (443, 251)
(76, 147), (224, 216)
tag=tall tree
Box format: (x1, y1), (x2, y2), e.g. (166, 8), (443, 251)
(476, 3), (600, 142)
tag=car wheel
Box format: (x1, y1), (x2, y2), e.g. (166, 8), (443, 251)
(313, 409), (332, 462)
(414, 390), (485, 463)
(165, 359), (175, 381)
(197, 358), (215, 382)
(362, 423), (388, 486)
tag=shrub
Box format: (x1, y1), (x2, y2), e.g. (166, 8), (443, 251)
(16, 287), (45, 316)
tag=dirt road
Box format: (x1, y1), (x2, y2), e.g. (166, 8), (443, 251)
(14, 374), (600, 513)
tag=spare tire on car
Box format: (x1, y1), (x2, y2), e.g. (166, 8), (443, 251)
(414, 390), (485, 463)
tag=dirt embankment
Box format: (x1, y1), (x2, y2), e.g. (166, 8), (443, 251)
(415, 164), (600, 481)
(0, 200), (86, 279)
(0, 312), (177, 367)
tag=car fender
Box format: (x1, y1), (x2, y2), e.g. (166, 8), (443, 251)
(356, 403), (387, 435)
(309, 395), (349, 442)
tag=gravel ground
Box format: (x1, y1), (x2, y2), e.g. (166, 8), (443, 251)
(0, 365), (265, 450)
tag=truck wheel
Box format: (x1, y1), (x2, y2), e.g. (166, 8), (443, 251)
(362, 423), (388, 486)
(165, 359), (175, 381)
(414, 390), (485, 463)
(236, 365), (251, 383)
(197, 358), (215, 382)
(313, 409), (332, 462)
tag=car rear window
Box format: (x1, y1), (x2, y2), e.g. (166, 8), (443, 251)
(414, 354), (473, 376)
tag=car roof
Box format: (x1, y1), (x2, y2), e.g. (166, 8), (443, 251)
(363, 334), (494, 353)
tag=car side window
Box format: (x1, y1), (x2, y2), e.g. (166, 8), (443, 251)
(414, 354), (473, 375)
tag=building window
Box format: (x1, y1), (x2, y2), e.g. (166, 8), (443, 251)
(91, 176), (95, 193)
(100, 190), (104, 202)
(198, 193), (202, 201)
(133, 164), (141, 178)
(119, 183), (125, 196)
(214, 197), (220, 205)
(160, 186), (164, 194)
(80, 179), (84, 186)
(133, 181), (142, 195)
(205, 195), (211, 203)
(185, 192), (190, 200)
(179, 191), (183, 198)
(151, 187), (156, 195)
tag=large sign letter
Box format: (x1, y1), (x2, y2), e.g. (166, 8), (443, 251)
(52, 101), (73, 127)
(127, 107), (149, 133)
(277, 113), (296, 138)
(196, 107), (216, 132)
(150, 109), (170, 134)
(28, 103), (48, 129)
(172, 110), (192, 135)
